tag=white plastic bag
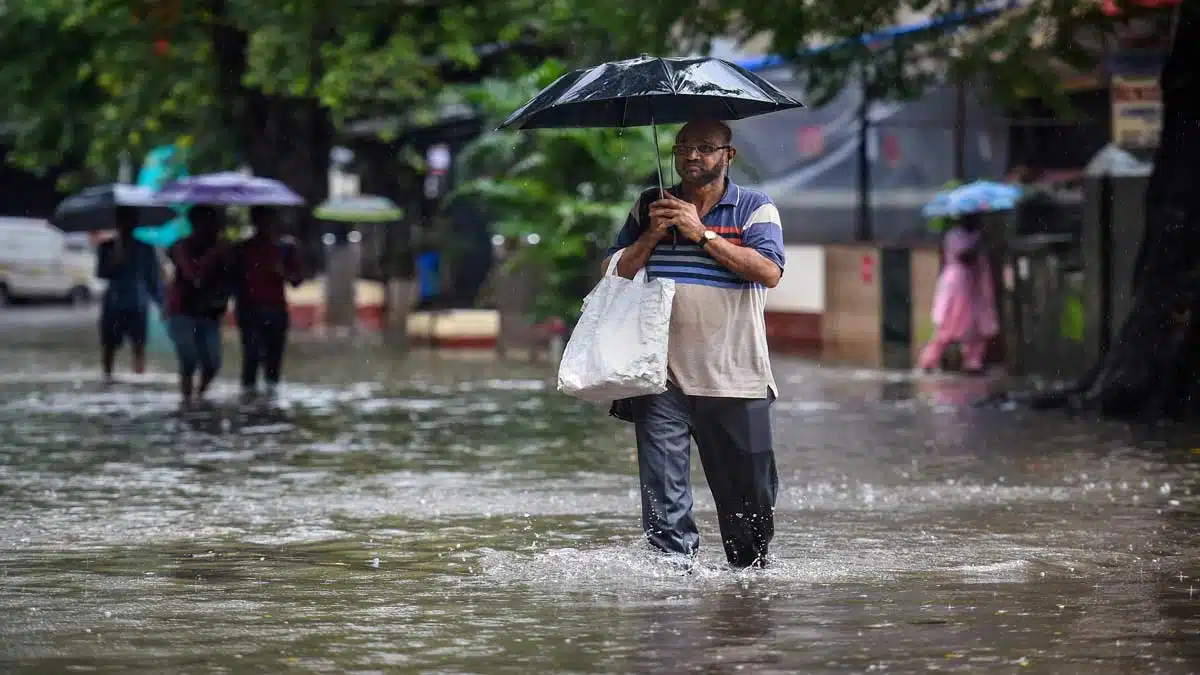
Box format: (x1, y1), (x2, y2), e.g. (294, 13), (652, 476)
(557, 249), (675, 403)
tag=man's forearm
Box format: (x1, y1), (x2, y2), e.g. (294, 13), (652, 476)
(703, 236), (782, 288)
(602, 231), (661, 280)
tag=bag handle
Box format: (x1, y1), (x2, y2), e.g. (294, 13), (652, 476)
(605, 248), (624, 276)
(605, 248), (648, 283)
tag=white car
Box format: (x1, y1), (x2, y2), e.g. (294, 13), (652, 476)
(0, 217), (103, 306)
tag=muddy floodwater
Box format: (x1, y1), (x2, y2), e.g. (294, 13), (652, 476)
(1, 319), (1198, 673)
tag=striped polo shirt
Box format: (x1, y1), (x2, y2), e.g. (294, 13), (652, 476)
(607, 178), (785, 399)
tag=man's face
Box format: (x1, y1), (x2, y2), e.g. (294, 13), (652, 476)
(673, 123), (735, 187)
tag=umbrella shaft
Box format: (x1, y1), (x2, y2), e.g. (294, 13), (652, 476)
(651, 118), (665, 198)
(651, 115), (675, 248)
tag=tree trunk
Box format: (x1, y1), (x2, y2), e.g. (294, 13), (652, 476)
(356, 144), (419, 349)
(1027, 6), (1200, 419)
(207, 0), (332, 263)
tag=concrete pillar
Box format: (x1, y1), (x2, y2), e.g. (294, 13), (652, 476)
(492, 240), (542, 361)
(384, 278), (418, 348)
(323, 241), (361, 333)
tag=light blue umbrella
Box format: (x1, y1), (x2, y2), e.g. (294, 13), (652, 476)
(921, 180), (1022, 219)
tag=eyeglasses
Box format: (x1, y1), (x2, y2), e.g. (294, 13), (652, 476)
(671, 144), (731, 156)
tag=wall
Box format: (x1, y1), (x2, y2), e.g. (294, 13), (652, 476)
(765, 243), (943, 368)
(821, 244), (884, 367)
(379, 241), (944, 369)
(764, 244), (824, 353)
(909, 246), (942, 363)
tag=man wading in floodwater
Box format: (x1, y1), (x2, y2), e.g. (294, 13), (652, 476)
(96, 206), (164, 384)
(602, 119), (785, 570)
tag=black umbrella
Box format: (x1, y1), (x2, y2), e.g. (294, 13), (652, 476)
(498, 54), (805, 191)
(53, 183), (177, 233)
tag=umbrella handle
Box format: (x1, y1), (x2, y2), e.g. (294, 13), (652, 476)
(650, 117), (679, 248)
(651, 117), (665, 199)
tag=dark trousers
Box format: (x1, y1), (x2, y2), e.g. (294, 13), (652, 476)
(100, 305), (148, 349)
(236, 306), (289, 388)
(167, 314), (222, 379)
(632, 385), (778, 568)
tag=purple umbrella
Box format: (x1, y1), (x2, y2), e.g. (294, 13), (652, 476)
(155, 171), (305, 206)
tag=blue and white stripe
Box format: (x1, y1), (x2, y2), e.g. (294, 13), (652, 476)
(608, 179), (786, 290)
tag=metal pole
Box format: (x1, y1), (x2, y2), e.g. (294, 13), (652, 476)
(651, 116), (665, 198)
(952, 0), (968, 182)
(118, 152), (132, 184)
(953, 77), (967, 180)
(856, 62), (872, 242)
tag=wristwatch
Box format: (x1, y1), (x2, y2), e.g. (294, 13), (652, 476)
(698, 230), (718, 248)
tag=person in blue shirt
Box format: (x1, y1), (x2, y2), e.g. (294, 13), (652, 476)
(95, 206), (164, 383)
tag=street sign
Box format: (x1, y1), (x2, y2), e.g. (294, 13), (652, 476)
(1110, 50), (1164, 150)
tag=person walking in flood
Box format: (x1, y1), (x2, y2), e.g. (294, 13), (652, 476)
(917, 217), (999, 375)
(233, 206), (304, 399)
(602, 119), (785, 570)
(165, 206), (233, 406)
(95, 206), (163, 384)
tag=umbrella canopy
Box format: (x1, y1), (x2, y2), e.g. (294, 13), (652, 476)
(52, 184), (177, 233)
(156, 172), (305, 206)
(499, 55), (804, 193)
(499, 55), (805, 130)
(921, 180), (1023, 219)
(314, 195), (404, 223)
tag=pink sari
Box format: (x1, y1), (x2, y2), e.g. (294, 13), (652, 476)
(919, 226), (999, 371)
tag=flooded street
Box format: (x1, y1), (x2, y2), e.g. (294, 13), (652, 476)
(1, 314), (1199, 673)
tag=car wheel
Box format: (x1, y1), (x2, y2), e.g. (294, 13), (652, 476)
(0, 283), (10, 308)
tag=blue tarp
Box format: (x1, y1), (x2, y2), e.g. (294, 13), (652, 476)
(715, 4), (1017, 244)
(733, 2), (1018, 72)
(726, 72), (1009, 245)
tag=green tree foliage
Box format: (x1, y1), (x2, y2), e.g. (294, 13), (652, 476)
(1, 0), (1147, 191)
(0, 0), (547, 192)
(451, 60), (673, 322)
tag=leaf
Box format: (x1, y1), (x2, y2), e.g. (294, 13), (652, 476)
(0, 0), (564, 185)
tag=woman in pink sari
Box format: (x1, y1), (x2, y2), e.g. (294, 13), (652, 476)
(918, 222), (999, 374)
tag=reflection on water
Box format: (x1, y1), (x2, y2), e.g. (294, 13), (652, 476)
(0, 340), (1198, 673)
